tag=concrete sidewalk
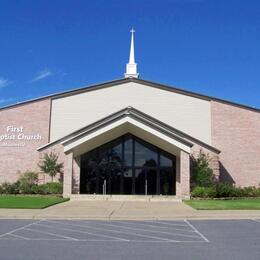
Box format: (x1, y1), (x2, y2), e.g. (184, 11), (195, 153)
(0, 200), (260, 220)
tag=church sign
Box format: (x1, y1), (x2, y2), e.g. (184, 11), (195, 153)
(0, 125), (42, 147)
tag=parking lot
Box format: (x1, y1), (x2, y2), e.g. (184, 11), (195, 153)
(0, 219), (259, 259)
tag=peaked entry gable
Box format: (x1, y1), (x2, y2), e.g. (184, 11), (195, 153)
(39, 107), (220, 156)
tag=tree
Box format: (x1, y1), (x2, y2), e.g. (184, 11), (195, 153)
(191, 150), (214, 188)
(38, 152), (63, 182)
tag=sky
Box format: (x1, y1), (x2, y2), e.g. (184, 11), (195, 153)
(0, 0), (260, 109)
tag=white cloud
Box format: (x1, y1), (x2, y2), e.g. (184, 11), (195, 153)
(0, 77), (12, 88)
(0, 98), (15, 104)
(30, 69), (52, 82)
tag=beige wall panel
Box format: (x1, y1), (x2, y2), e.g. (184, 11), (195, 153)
(50, 82), (211, 144)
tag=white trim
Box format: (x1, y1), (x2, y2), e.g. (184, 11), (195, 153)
(62, 116), (191, 153)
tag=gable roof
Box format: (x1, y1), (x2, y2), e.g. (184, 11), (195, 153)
(0, 77), (259, 113)
(38, 106), (221, 154)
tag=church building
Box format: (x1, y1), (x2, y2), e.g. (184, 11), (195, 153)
(0, 30), (259, 198)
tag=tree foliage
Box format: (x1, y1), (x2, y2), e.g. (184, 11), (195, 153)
(38, 152), (63, 182)
(191, 150), (214, 188)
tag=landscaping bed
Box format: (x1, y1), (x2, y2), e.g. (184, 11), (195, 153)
(0, 195), (69, 209)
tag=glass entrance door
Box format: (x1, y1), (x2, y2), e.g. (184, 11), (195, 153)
(80, 134), (176, 195)
(135, 168), (157, 195)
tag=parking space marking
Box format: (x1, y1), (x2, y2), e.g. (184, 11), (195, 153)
(51, 219), (206, 242)
(147, 220), (189, 227)
(85, 221), (202, 240)
(0, 220), (42, 239)
(114, 220), (196, 233)
(184, 220), (209, 242)
(34, 223), (130, 241)
(24, 227), (79, 241)
(44, 220), (179, 242)
(9, 233), (30, 240)
(91, 221), (201, 239)
(0, 220), (209, 243)
(252, 219), (260, 223)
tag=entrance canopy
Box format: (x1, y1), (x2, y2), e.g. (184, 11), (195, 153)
(39, 107), (195, 157)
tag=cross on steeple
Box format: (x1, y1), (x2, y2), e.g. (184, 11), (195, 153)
(125, 28), (139, 78)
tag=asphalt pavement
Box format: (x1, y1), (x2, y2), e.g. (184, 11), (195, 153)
(0, 219), (259, 260)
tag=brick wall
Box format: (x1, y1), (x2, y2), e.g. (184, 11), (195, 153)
(0, 99), (51, 183)
(211, 101), (260, 187)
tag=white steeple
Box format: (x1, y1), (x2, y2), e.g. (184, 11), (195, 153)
(125, 28), (139, 78)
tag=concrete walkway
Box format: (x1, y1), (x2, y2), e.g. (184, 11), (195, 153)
(0, 200), (260, 220)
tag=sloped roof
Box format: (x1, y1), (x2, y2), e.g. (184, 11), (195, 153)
(0, 77), (259, 113)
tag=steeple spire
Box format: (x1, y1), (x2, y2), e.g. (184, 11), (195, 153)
(125, 28), (139, 78)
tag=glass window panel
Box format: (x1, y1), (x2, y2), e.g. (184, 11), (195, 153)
(135, 140), (158, 167)
(160, 154), (172, 167)
(124, 138), (133, 166)
(135, 168), (146, 195)
(123, 168), (133, 194)
(160, 168), (174, 195)
(108, 143), (122, 169)
(108, 168), (121, 195)
(146, 169), (157, 195)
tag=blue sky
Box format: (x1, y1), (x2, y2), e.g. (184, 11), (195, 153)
(0, 0), (260, 108)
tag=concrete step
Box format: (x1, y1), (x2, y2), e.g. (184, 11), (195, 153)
(68, 194), (182, 202)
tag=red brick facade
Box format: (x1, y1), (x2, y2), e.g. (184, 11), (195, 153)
(211, 101), (260, 187)
(0, 99), (51, 183)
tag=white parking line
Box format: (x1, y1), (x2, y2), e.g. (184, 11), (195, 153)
(114, 220), (197, 233)
(9, 233), (30, 240)
(0, 220), (210, 243)
(184, 220), (209, 243)
(44, 220), (179, 242)
(0, 237), (209, 243)
(252, 219), (260, 223)
(34, 223), (130, 241)
(86, 221), (202, 239)
(0, 220), (43, 239)
(24, 227), (78, 241)
(147, 220), (189, 227)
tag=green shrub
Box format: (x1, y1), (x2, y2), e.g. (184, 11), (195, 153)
(191, 186), (217, 198)
(1, 182), (20, 194)
(18, 171), (38, 194)
(192, 183), (260, 198)
(215, 182), (237, 197)
(240, 186), (260, 197)
(215, 183), (260, 198)
(36, 182), (63, 195)
(191, 150), (215, 188)
(44, 182), (63, 194)
(0, 185), (3, 194)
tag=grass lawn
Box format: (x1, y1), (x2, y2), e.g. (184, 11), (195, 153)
(184, 199), (260, 210)
(0, 195), (69, 209)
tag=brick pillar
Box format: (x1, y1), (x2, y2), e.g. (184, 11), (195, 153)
(178, 150), (190, 198)
(72, 156), (81, 194)
(63, 151), (73, 197)
(210, 154), (220, 181)
(175, 157), (181, 196)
